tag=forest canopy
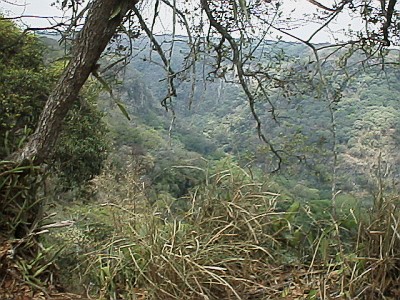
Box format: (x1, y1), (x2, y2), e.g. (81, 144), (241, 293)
(0, 1), (400, 299)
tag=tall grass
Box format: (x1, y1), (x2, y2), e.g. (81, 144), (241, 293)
(46, 160), (400, 299)
(0, 160), (42, 240)
(76, 163), (288, 299)
(348, 194), (400, 299)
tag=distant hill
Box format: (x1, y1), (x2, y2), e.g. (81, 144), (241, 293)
(40, 33), (400, 200)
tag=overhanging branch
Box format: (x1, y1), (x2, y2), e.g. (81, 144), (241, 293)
(201, 0), (283, 172)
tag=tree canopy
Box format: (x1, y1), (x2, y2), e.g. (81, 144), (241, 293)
(1, 0), (398, 167)
(0, 17), (109, 187)
(1, 1), (400, 299)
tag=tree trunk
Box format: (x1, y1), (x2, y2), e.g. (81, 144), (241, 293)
(10, 0), (136, 164)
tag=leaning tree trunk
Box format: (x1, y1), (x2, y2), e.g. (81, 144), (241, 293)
(0, 0), (137, 246)
(10, 0), (137, 164)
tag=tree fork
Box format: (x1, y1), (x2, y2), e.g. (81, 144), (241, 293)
(10, 0), (137, 164)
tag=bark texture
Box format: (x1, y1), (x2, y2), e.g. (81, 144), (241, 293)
(11, 0), (135, 164)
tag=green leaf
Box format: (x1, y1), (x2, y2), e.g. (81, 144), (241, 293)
(33, 262), (52, 278)
(307, 289), (318, 299)
(281, 287), (290, 297)
(93, 72), (112, 94)
(285, 201), (300, 222)
(109, 4), (122, 20)
(116, 101), (131, 121)
(287, 201), (300, 214)
(319, 237), (329, 262)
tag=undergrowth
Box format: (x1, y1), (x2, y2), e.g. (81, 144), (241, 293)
(43, 160), (399, 299)
(0, 160), (60, 298)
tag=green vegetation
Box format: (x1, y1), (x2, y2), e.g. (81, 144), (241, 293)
(53, 87), (109, 190)
(0, 18), (52, 158)
(1, 13), (400, 300)
(0, 19), (109, 189)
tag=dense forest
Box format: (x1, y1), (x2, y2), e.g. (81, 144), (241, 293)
(1, 1), (400, 299)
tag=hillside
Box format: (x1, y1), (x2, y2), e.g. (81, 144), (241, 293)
(101, 35), (400, 203)
(1, 22), (399, 299)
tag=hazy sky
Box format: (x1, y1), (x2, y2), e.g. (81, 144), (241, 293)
(1, 0), (62, 26)
(0, 0), (361, 43)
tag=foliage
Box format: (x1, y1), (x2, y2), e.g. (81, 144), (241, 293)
(53, 84), (109, 190)
(44, 156), (399, 299)
(0, 161), (42, 238)
(122, 42), (400, 199)
(2, 1), (400, 298)
(0, 18), (52, 158)
(0, 19), (109, 189)
(0, 19), (109, 297)
(47, 160), (289, 299)
(352, 195), (400, 298)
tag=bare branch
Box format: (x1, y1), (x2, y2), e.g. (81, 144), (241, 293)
(0, 0), (27, 6)
(306, 0), (337, 12)
(132, 5), (177, 110)
(201, 0), (283, 172)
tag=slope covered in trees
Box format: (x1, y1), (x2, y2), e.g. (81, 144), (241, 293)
(105, 35), (400, 204)
(1, 0), (400, 298)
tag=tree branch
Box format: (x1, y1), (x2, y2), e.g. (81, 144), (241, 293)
(382, 0), (397, 46)
(201, 0), (283, 172)
(132, 5), (177, 110)
(10, 0), (137, 164)
(306, 0), (337, 12)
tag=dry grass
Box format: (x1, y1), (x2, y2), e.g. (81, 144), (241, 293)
(42, 161), (400, 299)
(80, 164), (287, 299)
(347, 195), (400, 299)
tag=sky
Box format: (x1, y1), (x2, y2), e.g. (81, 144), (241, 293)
(1, 0), (63, 27)
(0, 0), (362, 43)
